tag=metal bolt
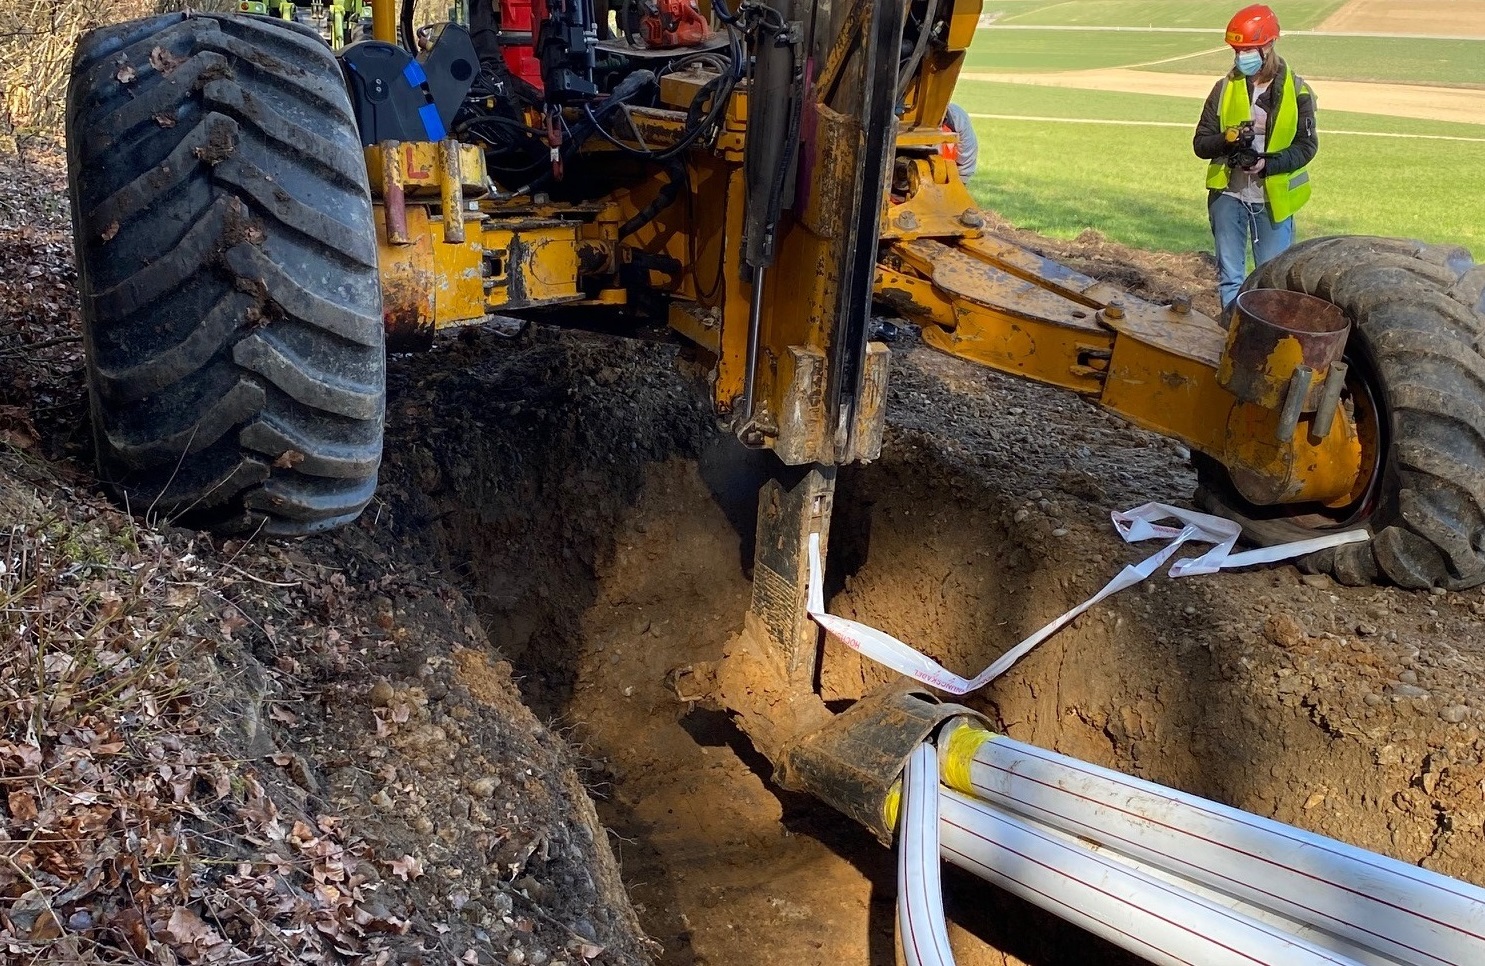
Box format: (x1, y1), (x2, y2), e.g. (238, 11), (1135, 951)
(1171, 296), (1192, 315)
(897, 210), (918, 231)
(959, 209), (985, 228)
(1103, 302), (1126, 321)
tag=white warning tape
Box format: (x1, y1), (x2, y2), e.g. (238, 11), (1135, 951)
(806, 502), (1369, 695)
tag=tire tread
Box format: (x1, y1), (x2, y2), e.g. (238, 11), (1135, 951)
(67, 12), (383, 534)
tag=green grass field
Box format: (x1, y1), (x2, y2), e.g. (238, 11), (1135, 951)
(952, 81), (1485, 137)
(954, 5), (1485, 259)
(991, 0), (1347, 29)
(967, 30), (1485, 85)
(963, 29), (1220, 71)
(955, 80), (1485, 257)
(1146, 35), (1485, 87)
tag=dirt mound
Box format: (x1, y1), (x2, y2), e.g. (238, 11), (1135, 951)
(0, 147), (650, 966)
(383, 318), (1485, 964)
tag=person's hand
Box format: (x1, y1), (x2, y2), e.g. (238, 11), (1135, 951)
(1243, 157), (1267, 174)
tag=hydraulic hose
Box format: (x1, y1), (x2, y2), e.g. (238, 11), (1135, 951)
(400, 0), (416, 52)
(618, 159), (686, 239)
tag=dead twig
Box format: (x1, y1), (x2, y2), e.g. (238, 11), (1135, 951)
(0, 334), (80, 356)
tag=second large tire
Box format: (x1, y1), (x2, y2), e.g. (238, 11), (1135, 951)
(66, 12), (384, 535)
(1195, 235), (1485, 589)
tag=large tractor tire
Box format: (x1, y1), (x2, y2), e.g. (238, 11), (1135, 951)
(66, 12), (384, 535)
(1195, 236), (1485, 589)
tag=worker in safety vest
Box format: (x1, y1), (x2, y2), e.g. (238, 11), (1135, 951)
(941, 103), (980, 182)
(1192, 4), (1317, 316)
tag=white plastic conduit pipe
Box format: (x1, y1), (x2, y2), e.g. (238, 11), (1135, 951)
(898, 742), (954, 966)
(939, 788), (1368, 966)
(939, 724), (1485, 965)
(897, 740), (1371, 966)
(1004, 807), (1408, 965)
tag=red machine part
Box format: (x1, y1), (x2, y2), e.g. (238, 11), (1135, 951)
(938, 123), (958, 166)
(641, 0), (711, 48)
(500, 0), (545, 90)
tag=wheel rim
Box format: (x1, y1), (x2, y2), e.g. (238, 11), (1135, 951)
(1285, 352), (1387, 530)
(1202, 346), (1389, 534)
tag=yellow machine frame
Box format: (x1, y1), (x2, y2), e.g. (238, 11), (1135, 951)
(365, 0), (1373, 519)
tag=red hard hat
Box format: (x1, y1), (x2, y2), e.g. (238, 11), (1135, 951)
(1226, 4), (1280, 48)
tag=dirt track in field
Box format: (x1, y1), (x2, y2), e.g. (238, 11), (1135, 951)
(960, 68), (1485, 125)
(1318, 0), (1485, 38)
(969, 0), (1485, 126)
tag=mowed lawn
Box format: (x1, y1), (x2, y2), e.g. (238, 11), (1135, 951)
(966, 30), (1485, 85)
(962, 29), (1221, 72)
(988, 0), (1347, 28)
(957, 11), (1485, 259)
(1150, 35), (1485, 87)
(955, 81), (1485, 258)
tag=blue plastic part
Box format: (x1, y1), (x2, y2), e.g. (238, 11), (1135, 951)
(418, 103), (447, 141)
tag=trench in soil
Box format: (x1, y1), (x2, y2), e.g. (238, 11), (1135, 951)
(390, 326), (1465, 966)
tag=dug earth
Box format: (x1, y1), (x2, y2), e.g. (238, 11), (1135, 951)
(5, 149), (1485, 965)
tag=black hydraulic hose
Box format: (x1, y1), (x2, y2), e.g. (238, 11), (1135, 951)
(512, 70), (657, 194)
(896, 0), (940, 104)
(400, 0), (416, 52)
(618, 159), (686, 238)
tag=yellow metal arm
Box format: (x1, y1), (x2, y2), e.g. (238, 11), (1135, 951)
(876, 231), (1366, 509)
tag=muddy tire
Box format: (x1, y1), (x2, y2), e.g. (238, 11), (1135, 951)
(66, 13), (383, 534)
(1195, 236), (1485, 589)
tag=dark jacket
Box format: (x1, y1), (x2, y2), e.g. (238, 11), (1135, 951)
(1192, 58), (1317, 177)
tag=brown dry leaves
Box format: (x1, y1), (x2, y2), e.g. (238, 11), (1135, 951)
(148, 46), (186, 75)
(0, 475), (409, 964)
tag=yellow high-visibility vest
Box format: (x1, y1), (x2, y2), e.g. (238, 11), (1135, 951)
(1206, 66), (1312, 222)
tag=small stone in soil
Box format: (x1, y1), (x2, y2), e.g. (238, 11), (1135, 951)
(1262, 613), (1306, 649)
(370, 680), (395, 707)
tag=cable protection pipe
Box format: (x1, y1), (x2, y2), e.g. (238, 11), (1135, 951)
(939, 725), (1485, 966)
(899, 742), (955, 966)
(939, 789), (1367, 966)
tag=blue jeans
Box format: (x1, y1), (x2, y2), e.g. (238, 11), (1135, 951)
(1209, 192), (1295, 315)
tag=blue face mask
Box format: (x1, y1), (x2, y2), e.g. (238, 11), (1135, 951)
(1236, 50), (1263, 76)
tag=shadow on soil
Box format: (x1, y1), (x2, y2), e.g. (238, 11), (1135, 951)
(386, 325), (1311, 965)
